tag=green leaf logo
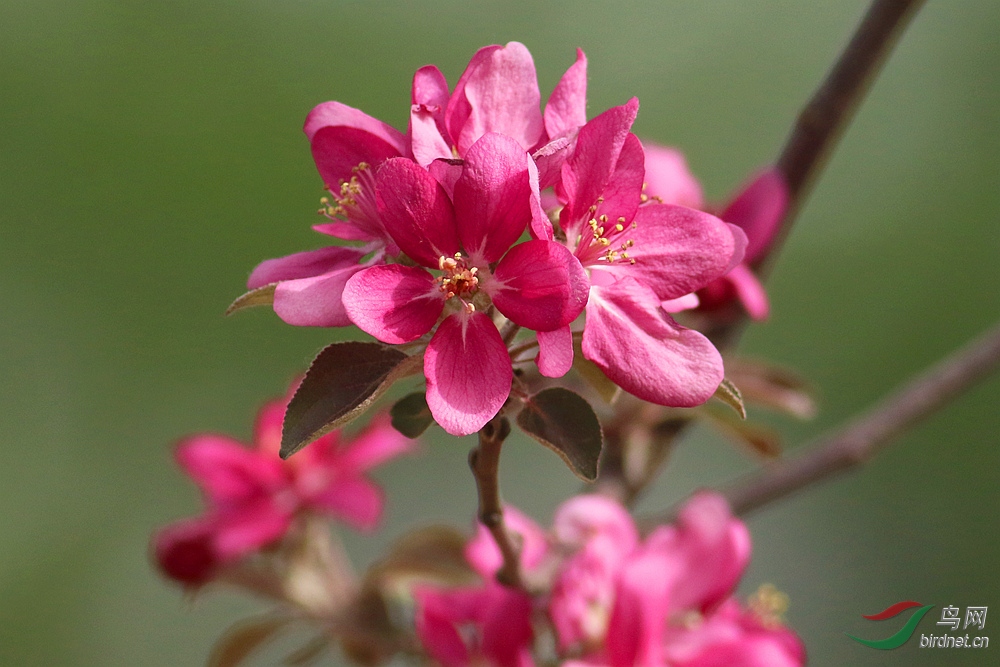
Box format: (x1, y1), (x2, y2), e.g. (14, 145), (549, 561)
(845, 601), (935, 650)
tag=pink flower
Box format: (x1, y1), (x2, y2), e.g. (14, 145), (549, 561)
(153, 383), (414, 586)
(415, 507), (546, 667)
(343, 132), (589, 436)
(543, 100), (744, 404)
(642, 145), (788, 320)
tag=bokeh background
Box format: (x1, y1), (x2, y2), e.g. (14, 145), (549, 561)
(2, 1), (998, 664)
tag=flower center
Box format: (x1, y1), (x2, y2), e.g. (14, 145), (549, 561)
(436, 253), (480, 312)
(748, 583), (789, 628)
(318, 163), (381, 232)
(581, 200), (638, 265)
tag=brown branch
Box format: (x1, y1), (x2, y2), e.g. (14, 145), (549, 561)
(468, 416), (524, 589)
(762, 0), (925, 273)
(644, 320), (1000, 527)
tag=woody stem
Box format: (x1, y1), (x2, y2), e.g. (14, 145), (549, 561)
(469, 415), (524, 589)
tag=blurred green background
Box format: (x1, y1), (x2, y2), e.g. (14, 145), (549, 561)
(2, 1), (998, 664)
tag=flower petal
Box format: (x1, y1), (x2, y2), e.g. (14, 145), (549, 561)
(311, 125), (406, 190)
(449, 42), (544, 155)
(212, 498), (294, 559)
(559, 99), (639, 235)
(453, 133), (532, 263)
(343, 264), (443, 344)
(410, 65), (454, 166)
(544, 48), (588, 140)
(489, 240), (589, 331)
(607, 549), (676, 667)
(153, 517), (220, 586)
(334, 415), (417, 472)
(720, 167), (788, 265)
(535, 326), (574, 378)
(304, 100), (407, 146)
(727, 263), (770, 320)
(424, 312), (512, 436)
(601, 204), (738, 301)
(466, 505), (548, 578)
(306, 474), (384, 532)
(175, 435), (284, 503)
(643, 143), (704, 209)
(582, 279), (724, 407)
(376, 158), (460, 267)
(272, 264), (366, 327)
(247, 246), (365, 290)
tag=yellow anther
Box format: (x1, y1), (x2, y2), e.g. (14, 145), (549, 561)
(598, 238), (610, 246)
(615, 223), (624, 232)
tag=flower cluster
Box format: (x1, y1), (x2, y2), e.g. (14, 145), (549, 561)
(245, 42), (748, 436)
(152, 381), (414, 586)
(415, 493), (804, 667)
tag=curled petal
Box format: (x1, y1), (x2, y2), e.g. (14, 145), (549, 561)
(304, 100), (408, 147)
(454, 133), (532, 263)
(376, 158), (460, 266)
(424, 312), (512, 436)
(643, 143), (704, 209)
(544, 48), (588, 140)
(582, 279), (724, 407)
(535, 326), (574, 378)
(662, 292), (700, 313)
(153, 518), (219, 586)
(247, 246), (365, 290)
(489, 240), (589, 331)
(410, 65), (454, 166)
(532, 134), (576, 193)
(343, 264), (443, 344)
(272, 263), (365, 327)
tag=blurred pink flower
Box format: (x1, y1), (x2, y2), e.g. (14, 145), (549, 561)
(153, 384), (414, 586)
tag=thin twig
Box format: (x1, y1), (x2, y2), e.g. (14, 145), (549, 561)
(762, 0), (925, 273)
(468, 416), (524, 589)
(644, 320), (1000, 527)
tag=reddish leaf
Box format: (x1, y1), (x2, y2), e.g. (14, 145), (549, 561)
(517, 387), (603, 481)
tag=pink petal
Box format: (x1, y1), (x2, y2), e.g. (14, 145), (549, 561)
(599, 204), (738, 301)
(272, 263), (366, 327)
(342, 264), (443, 344)
(449, 42), (544, 155)
(445, 44), (502, 151)
(488, 240), (589, 331)
(544, 48), (588, 140)
(306, 474), (384, 532)
(304, 100), (408, 146)
(252, 399), (286, 458)
(662, 293), (700, 313)
(414, 587), (476, 667)
(720, 168), (788, 265)
(607, 549), (676, 667)
(424, 312), (512, 436)
(175, 435), (285, 503)
(311, 125), (406, 190)
(480, 584), (536, 667)
(247, 246), (365, 290)
(535, 326), (574, 378)
(375, 158), (460, 267)
(212, 498), (294, 559)
(582, 279), (724, 407)
(727, 263), (770, 320)
(559, 99), (639, 235)
(335, 415), (417, 472)
(410, 65), (454, 166)
(532, 134), (576, 193)
(553, 494), (638, 553)
(453, 133), (532, 263)
(593, 132), (644, 228)
(311, 221), (379, 242)
(642, 143), (704, 209)
(527, 155), (554, 241)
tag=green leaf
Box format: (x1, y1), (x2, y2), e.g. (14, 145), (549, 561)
(516, 387), (603, 481)
(225, 283), (276, 316)
(390, 392), (433, 438)
(713, 378), (746, 419)
(281, 342), (421, 458)
(209, 615), (291, 667)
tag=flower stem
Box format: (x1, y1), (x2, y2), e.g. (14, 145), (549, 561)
(468, 416), (524, 589)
